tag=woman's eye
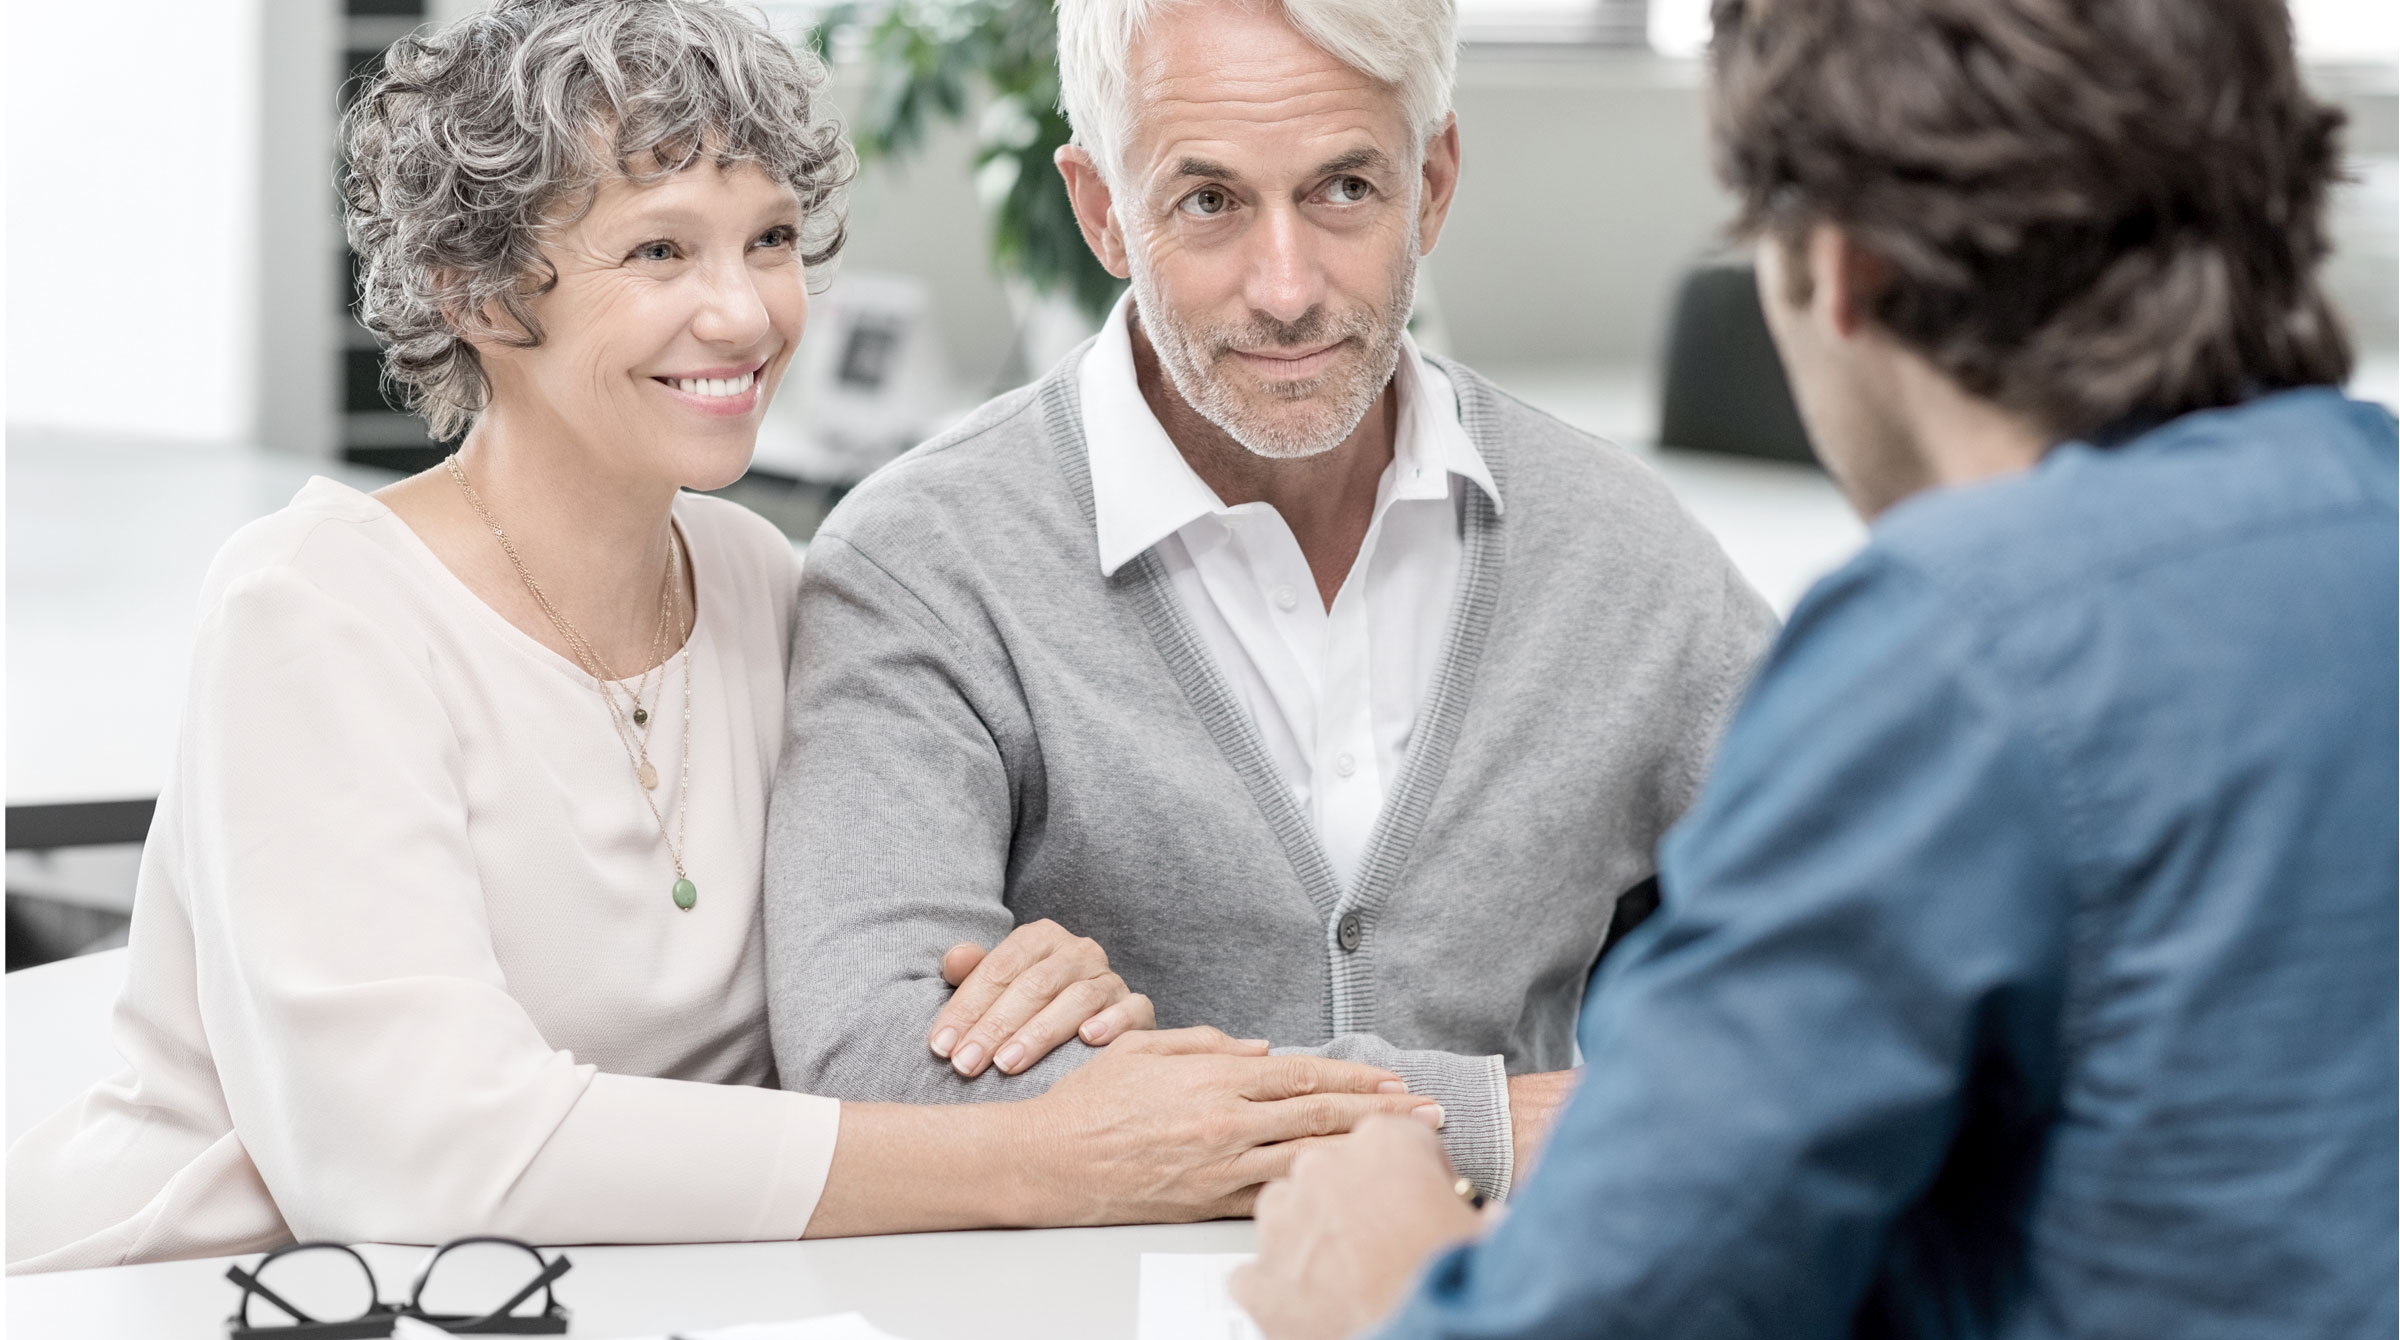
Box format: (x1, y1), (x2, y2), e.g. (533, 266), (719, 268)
(633, 241), (677, 262)
(756, 225), (796, 249)
(1326, 176), (1373, 204)
(1179, 187), (1232, 218)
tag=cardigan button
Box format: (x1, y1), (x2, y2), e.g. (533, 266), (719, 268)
(1337, 913), (1363, 952)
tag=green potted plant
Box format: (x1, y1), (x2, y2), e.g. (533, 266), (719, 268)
(812, 0), (1126, 329)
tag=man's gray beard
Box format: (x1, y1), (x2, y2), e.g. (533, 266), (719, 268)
(1128, 235), (1419, 461)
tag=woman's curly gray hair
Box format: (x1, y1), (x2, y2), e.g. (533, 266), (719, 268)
(341, 0), (851, 439)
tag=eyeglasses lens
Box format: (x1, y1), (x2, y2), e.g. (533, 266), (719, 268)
(414, 1240), (554, 1323)
(253, 1246), (378, 1325)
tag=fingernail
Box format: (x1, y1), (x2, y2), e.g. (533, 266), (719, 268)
(1413, 1103), (1446, 1130)
(994, 1042), (1027, 1073)
(931, 1028), (957, 1058)
(1377, 1080), (1408, 1094)
(1079, 1020), (1106, 1044)
(953, 1041), (986, 1075)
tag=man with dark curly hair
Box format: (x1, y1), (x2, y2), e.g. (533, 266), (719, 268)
(1233, 1), (2398, 1336)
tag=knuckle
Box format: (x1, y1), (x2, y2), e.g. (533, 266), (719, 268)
(1077, 935), (1108, 966)
(1023, 962), (1070, 998)
(1307, 1097), (1344, 1137)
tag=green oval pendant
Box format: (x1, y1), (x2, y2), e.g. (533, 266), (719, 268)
(671, 878), (697, 911)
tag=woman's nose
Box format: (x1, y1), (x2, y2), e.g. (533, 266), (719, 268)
(690, 260), (773, 348)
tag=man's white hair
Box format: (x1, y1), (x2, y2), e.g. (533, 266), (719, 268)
(1057, 0), (1457, 184)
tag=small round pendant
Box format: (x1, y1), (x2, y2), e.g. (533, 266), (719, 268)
(633, 706), (649, 726)
(637, 761), (659, 790)
(672, 877), (697, 910)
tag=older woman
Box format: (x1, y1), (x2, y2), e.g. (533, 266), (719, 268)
(4, 0), (1436, 1273)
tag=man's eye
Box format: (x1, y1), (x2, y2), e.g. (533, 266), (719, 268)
(1326, 176), (1373, 204)
(1179, 187), (1232, 218)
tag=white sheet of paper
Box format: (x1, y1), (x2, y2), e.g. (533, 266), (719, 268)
(671, 1315), (905, 1340)
(1138, 1252), (1265, 1340)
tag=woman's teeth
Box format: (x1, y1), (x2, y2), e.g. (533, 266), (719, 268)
(671, 371), (755, 398)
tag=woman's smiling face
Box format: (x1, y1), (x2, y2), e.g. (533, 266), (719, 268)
(475, 157), (809, 492)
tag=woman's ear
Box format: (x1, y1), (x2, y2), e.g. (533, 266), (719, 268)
(1054, 145), (1132, 280)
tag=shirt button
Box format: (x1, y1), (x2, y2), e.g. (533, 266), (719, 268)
(1337, 913), (1363, 952)
(1273, 586), (1298, 611)
(1334, 752), (1357, 778)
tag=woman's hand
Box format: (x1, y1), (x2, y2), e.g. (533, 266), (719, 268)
(929, 919), (1154, 1077)
(1015, 1027), (1448, 1225)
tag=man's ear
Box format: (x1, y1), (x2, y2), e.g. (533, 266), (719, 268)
(1055, 145), (1132, 280)
(1415, 115), (1461, 254)
(1812, 224), (1893, 341)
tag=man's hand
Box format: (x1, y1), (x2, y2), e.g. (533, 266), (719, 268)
(1506, 1068), (1580, 1184)
(1232, 1116), (1484, 1340)
(928, 919), (1155, 1077)
(1025, 1029), (1447, 1224)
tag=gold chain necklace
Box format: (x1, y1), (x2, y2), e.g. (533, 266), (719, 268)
(447, 455), (700, 911)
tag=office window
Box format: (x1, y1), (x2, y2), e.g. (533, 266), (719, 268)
(2292, 0), (2399, 63)
(1459, 0), (1647, 46)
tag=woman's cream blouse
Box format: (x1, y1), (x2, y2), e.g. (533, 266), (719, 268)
(5, 478), (839, 1273)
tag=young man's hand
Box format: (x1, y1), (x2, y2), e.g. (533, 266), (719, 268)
(1232, 1116), (1484, 1340)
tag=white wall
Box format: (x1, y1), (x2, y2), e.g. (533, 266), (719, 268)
(7, 0), (261, 443)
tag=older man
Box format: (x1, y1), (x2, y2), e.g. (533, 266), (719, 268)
(1232, 0), (2397, 1334)
(761, 0), (1772, 1195)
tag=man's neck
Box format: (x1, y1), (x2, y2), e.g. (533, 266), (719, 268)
(1128, 311), (1396, 610)
(1857, 353), (2054, 520)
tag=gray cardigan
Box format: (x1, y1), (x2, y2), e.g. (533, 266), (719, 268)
(762, 352), (1776, 1196)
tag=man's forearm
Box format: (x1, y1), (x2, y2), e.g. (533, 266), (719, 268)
(1505, 1069), (1580, 1187)
(769, 968), (1094, 1104)
(1282, 1035), (1515, 1199)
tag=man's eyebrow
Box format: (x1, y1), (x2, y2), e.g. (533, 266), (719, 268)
(1169, 156), (1242, 183)
(1160, 146), (1391, 189)
(1311, 147), (1390, 177)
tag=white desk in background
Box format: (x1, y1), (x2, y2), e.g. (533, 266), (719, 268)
(3, 410), (1866, 854)
(3, 1221), (1260, 1340)
(4, 433), (395, 852)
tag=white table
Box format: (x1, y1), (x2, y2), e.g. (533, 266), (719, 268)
(3, 1221), (1259, 1339)
(3, 882), (1254, 1340)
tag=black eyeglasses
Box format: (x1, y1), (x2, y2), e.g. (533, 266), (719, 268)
(224, 1236), (571, 1339)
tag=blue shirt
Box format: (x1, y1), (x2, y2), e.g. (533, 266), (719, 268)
(1382, 389), (2399, 1339)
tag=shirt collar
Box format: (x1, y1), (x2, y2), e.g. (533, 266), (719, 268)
(1078, 289), (1503, 578)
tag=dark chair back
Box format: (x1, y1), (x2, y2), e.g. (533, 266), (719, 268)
(1657, 259), (1818, 466)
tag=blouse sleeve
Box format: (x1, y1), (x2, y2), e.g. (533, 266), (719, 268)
(180, 562), (838, 1246)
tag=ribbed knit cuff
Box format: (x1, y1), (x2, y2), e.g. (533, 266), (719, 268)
(1388, 1051), (1513, 1202)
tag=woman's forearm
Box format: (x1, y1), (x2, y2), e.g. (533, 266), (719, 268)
(803, 1100), (1055, 1237)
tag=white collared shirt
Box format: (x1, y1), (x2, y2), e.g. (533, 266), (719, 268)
(1081, 292), (1503, 887)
